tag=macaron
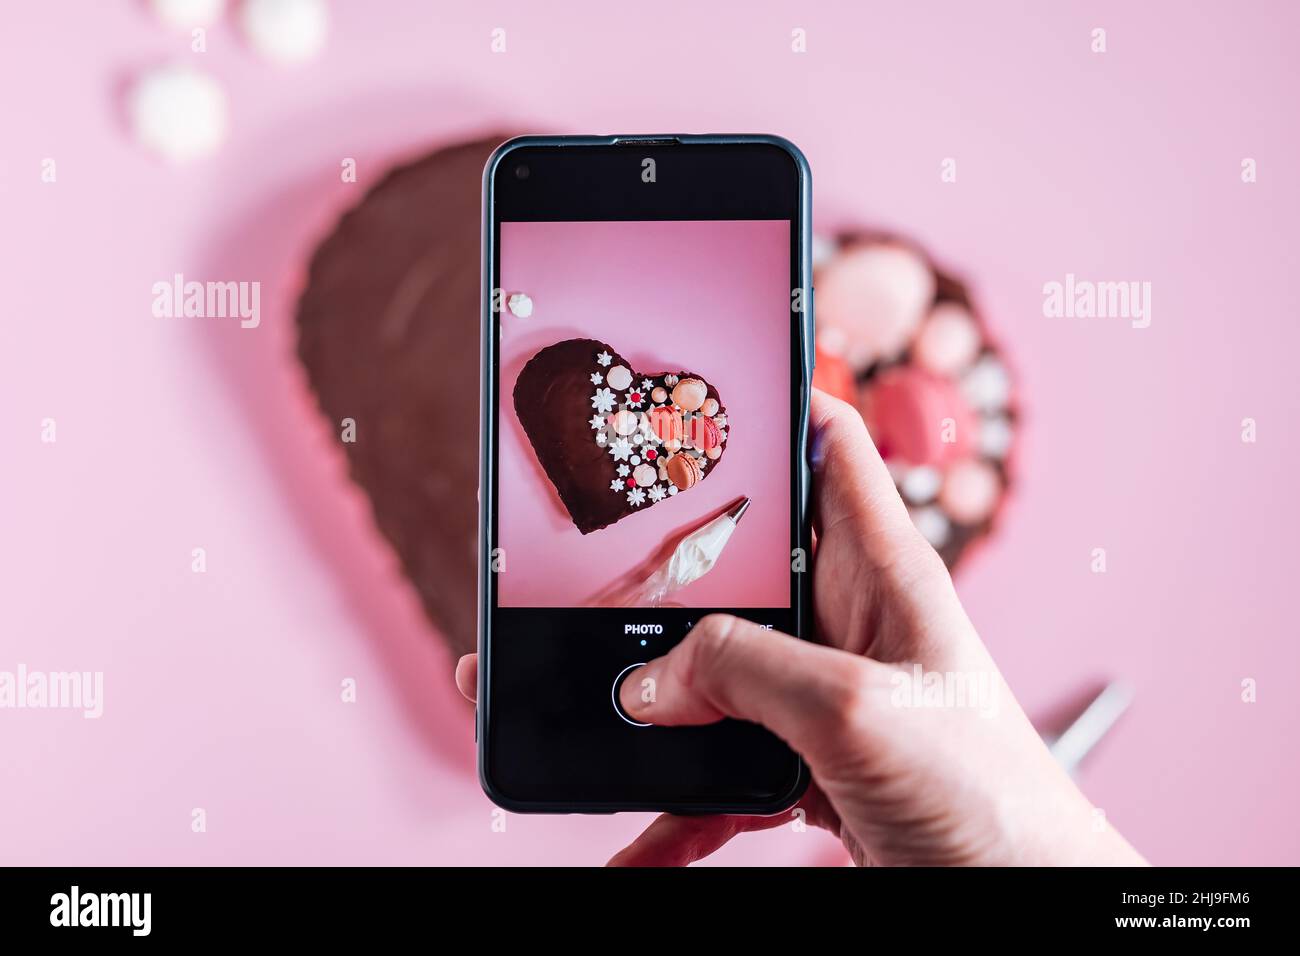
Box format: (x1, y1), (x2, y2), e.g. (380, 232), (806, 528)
(815, 241), (936, 370)
(811, 346), (857, 404)
(939, 460), (1001, 525)
(666, 452), (704, 491)
(648, 406), (683, 443)
(913, 302), (981, 376)
(671, 377), (708, 412)
(686, 414), (721, 452)
(858, 366), (976, 466)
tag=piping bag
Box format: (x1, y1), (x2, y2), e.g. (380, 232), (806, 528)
(622, 497), (751, 607)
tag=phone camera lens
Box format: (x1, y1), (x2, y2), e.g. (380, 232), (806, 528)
(515, 164), (530, 180)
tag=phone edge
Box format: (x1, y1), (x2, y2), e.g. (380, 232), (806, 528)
(477, 134), (814, 815)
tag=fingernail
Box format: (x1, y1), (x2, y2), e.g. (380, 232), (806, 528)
(810, 427), (826, 471)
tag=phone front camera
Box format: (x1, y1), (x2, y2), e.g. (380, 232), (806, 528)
(515, 164), (530, 180)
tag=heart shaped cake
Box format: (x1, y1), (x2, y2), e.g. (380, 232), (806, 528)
(513, 338), (729, 534)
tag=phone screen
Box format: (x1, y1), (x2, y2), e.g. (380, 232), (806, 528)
(481, 140), (811, 812)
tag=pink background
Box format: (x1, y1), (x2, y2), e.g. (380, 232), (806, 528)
(1, 1), (1297, 865)
(498, 220), (791, 608)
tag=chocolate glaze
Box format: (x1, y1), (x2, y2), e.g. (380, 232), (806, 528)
(512, 337), (727, 535)
(296, 135), (507, 656)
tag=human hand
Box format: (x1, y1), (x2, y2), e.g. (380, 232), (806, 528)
(457, 390), (1145, 866)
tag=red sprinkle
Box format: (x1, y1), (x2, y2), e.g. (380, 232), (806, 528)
(630, 392), (642, 404)
(626, 477), (636, 488)
(646, 449), (657, 460)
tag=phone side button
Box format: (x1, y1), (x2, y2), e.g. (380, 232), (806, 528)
(611, 663), (652, 728)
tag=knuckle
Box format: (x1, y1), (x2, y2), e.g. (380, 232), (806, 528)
(822, 657), (883, 734)
(684, 614), (745, 676)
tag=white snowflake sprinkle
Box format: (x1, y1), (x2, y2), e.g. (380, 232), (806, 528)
(596, 351), (612, 367)
(617, 464), (630, 477)
(590, 388), (615, 413)
(640, 379), (654, 391)
(590, 372), (604, 385)
(608, 437), (633, 461)
(595, 432), (607, 446)
(626, 391), (644, 409)
(610, 479), (624, 492)
(648, 485), (666, 502)
(589, 414), (605, 430)
(627, 487), (646, 507)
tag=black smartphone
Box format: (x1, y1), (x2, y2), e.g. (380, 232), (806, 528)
(478, 134), (813, 813)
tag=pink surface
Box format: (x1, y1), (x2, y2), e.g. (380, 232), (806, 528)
(498, 220), (791, 608)
(2, 1), (1298, 866)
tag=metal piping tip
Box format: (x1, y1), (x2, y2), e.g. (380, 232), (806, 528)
(726, 497), (751, 524)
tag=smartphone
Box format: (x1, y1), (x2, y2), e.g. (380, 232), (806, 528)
(479, 134), (813, 813)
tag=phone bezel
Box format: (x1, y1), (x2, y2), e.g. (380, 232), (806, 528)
(479, 134), (814, 814)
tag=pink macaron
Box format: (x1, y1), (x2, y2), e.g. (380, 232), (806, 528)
(858, 365), (977, 467)
(815, 242), (935, 370)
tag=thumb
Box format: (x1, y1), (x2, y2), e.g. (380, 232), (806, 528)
(809, 388), (918, 548)
(618, 613), (879, 770)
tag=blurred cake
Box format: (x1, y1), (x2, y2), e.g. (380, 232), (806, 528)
(296, 135), (507, 656)
(295, 140), (1017, 659)
(813, 233), (1017, 568)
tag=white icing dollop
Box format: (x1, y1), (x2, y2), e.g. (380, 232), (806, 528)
(127, 65), (228, 163)
(606, 365), (633, 391)
(240, 0), (329, 64)
(507, 292), (533, 318)
(152, 0), (225, 29)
